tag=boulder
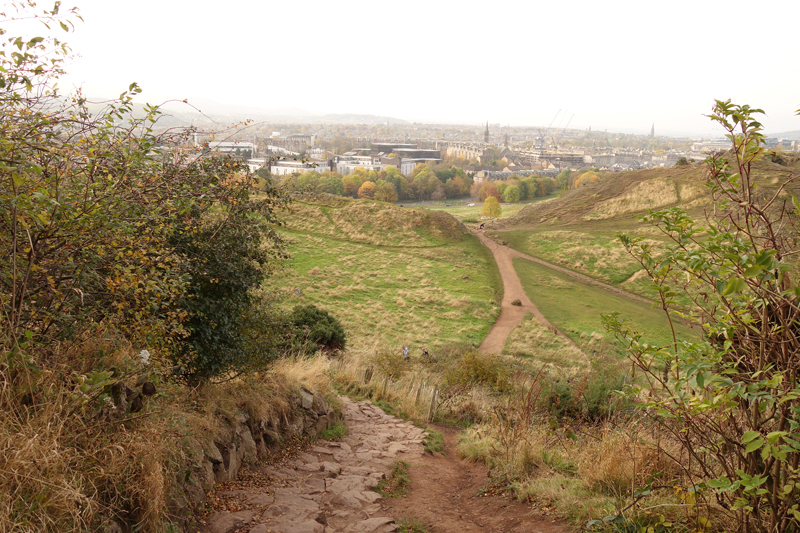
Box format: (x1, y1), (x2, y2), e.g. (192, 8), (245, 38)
(299, 387), (315, 410)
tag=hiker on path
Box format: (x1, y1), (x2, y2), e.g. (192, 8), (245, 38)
(421, 348), (429, 361)
(403, 346), (409, 361)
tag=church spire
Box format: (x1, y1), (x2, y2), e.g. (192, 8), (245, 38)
(484, 121), (489, 143)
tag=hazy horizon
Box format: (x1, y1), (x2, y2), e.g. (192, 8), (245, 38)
(48, 0), (799, 138)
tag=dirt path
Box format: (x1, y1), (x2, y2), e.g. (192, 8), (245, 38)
(471, 228), (581, 355)
(381, 426), (570, 533)
(199, 398), (572, 533)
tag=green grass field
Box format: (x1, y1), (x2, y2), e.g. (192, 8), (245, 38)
(498, 221), (699, 307)
(503, 313), (589, 375)
(266, 198), (503, 351)
(512, 257), (699, 357)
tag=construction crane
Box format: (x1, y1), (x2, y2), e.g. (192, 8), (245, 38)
(535, 109), (561, 149)
(552, 114), (574, 150)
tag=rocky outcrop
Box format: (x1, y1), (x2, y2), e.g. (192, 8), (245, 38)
(169, 387), (342, 531)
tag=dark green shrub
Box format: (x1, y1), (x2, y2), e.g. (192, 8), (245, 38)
(541, 378), (581, 419)
(289, 304), (346, 354)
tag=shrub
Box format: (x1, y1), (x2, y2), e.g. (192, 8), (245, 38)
(289, 304), (347, 354)
(0, 4), (289, 382)
(443, 350), (511, 393)
(609, 100), (800, 532)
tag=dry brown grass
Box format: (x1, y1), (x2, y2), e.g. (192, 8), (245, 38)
(583, 177), (679, 221)
(0, 339), (338, 532)
(503, 315), (589, 373)
(577, 428), (665, 496)
(0, 358), (179, 532)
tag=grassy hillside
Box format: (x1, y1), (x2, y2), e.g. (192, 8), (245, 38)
(512, 258), (698, 356)
(267, 195), (503, 351)
(494, 155), (800, 228)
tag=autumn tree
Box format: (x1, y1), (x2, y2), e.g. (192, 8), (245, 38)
(481, 196), (502, 218)
(375, 182), (398, 203)
(357, 180), (377, 199)
(478, 182), (500, 201)
(503, 184), (520, 203)
(431, 183), (446, 201)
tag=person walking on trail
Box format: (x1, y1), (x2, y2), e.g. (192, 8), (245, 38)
(403, 346), (409, 361)
(421, 348), (429, 361)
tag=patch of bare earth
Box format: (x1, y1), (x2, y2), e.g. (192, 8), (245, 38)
(381, 426), (571, 533)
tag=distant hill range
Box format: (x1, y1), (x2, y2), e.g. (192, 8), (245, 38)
(768, 130), (800, 140)
(149, 98), (408, 127)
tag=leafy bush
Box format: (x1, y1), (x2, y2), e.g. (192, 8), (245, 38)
(538, 357), (631, 421)
(0, 4), (289, 383)
(609, 100), (800, 532)
(289, 304), (346, 354)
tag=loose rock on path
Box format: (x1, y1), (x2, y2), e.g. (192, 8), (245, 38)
(201, 397), (573, 533)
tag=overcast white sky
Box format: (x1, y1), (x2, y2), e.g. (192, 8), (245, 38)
(45, 0), (800, 136)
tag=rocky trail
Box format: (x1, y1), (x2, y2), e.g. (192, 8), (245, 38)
(200, 397), (571, 533)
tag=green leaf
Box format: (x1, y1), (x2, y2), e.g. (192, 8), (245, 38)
(743, 265), (763, 278)
(708, 476), (732, 489)
(722, 277), (747, 296)
(742, 431), (761, 444)
(767, 431), (788, 444)
(746, 438), (764, 454)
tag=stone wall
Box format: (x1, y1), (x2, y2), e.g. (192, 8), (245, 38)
(169, 387), (342, 531)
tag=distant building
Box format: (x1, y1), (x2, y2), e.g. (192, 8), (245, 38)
(208, 141), (256, 159)
(691, 140), (730, 153)
(269, 158), (331, 176)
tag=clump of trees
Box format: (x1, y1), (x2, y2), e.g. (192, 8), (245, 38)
(471, 175), (557, 203)
(277, 163), (473, 203)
